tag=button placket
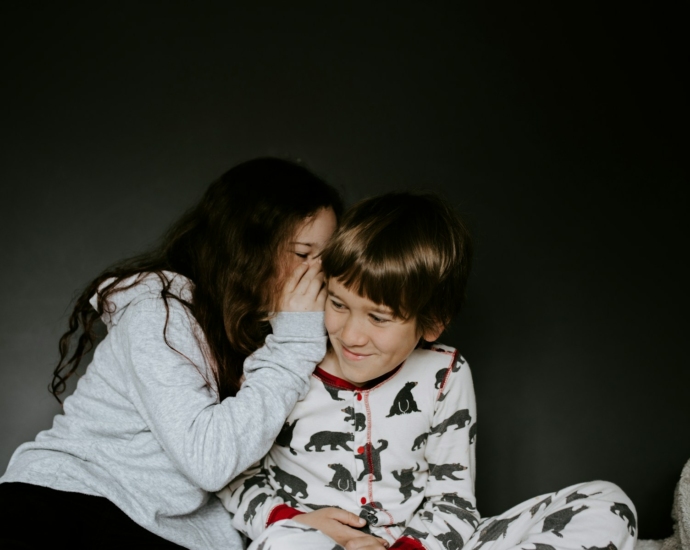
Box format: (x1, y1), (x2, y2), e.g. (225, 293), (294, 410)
(352, 390), (369, 508)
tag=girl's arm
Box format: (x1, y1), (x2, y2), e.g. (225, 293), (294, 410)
(112, 262), (328, 492)
(391, 356), (479, 550)
(116, 297), (327, 492)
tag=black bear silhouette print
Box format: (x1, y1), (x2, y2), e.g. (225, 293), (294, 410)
(428, 462), (467, 481)
(356, 440), (388, 481)
(529, 496), (552, 517)
(474, 514), (520, 549)
(402, 526), (429, 540)
(387, 381), (421, 417)
(582, 543), (617, 550)
(437, 523), (465, 550)
(565, 490), (602, 504)
(430, 409), (472, 436)
(392, 463), (424, 503)
(326, 463), (356, 492)
(440, 493), (476, 511)
(411, 432), (429, 451)
(434, 368), (447, 389)
(341, 406), (366, 431)
(323, 380), (345, 401)
(610, 502), (636, 535)
(244, 492), (269, 523)
(276, 419), (299, 456)
(542, 505), (588, 537)
(469, 422), (478, 444)
(436, 502), (479, 528)
(238, 465), (270, 502)
(270, 465), (309, 499)
(304, 431), (354, 452)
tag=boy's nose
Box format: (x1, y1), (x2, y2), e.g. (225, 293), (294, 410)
(340, 316), (368, 347)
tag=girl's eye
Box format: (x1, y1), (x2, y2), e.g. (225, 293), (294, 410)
(295, 252), (308, 259)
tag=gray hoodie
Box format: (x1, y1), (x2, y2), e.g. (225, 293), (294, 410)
(0, 272), (327, 549)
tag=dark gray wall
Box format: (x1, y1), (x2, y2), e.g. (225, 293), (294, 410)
(1, 3), (686, 539)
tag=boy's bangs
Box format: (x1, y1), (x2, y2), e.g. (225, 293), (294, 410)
(324, 228), (436, 322)
(321, 191), (472, 334)
(334, 264), (413, 321)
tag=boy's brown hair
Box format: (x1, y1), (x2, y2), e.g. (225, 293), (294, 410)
(320, 192), (472, 337)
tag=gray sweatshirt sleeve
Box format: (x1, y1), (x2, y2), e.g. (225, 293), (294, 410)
(115, 297), (326, 492)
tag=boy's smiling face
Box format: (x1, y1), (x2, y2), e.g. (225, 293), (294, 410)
(323, 278), (443, 386)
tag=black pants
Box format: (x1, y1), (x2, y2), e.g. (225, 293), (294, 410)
(0, 482), (185, 549)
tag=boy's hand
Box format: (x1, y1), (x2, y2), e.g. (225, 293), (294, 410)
(293, 507), (389, 549)
(344, 537), (390, 550)
(278, 260), (326, 312)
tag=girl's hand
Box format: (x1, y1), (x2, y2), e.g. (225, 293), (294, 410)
(278, 260), (326, 312)
(294, 508), (389, 549)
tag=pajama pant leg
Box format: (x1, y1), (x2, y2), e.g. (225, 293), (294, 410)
(247, 519), (345, 550)
(464, 480), (637, 550)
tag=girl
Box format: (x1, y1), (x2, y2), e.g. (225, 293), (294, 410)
(0, 158), (368, 549)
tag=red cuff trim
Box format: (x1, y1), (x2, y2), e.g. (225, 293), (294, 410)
(390, 536), (426, 550)
(266, 504), (305, 526)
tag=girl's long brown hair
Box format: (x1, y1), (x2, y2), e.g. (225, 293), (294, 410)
(51, 158), (343, 403)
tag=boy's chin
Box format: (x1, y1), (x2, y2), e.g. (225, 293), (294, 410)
(338, 366), (371, 387)
(341, 364), (398, 387)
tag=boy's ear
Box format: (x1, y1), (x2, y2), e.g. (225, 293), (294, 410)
(420, 321), (445, 343)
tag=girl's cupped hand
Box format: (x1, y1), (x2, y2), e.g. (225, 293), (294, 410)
(278, 260), (327, 312)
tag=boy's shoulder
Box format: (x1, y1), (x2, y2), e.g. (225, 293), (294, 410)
(420, 341), (457, 355)
(416, 341), (466, 365)
(408, 342), (470, 392)
(402, 342), (465, 381)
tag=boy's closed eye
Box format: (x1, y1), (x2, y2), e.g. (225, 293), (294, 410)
(369, 313), (392, 324)
(329, 299), (346, 310)
(328, 297), (395, 325)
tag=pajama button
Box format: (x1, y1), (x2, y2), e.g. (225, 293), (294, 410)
(355, 393), (362, 401)
(361, 497), (367, 504)
(357, 446), (364, 454)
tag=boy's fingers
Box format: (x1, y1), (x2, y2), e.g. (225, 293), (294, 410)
(328, 508), (367, 527)
(345, 536), (389, 550)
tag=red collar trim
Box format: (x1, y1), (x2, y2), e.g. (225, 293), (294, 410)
(314, 364), (403, 391)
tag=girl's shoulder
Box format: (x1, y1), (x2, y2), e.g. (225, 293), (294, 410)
(89, 271), (194, 329)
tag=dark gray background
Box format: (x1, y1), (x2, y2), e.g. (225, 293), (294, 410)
(1, 2), (686, 540)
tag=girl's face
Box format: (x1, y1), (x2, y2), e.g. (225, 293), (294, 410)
(281, 206), (338, 280)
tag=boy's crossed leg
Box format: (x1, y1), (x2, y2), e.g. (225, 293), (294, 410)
(248, 519), (344, 550)
(251, 481), (636, 550)
(463, 480), (637, 550)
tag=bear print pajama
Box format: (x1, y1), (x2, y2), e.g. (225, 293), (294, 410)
(218, 344), (637, 550)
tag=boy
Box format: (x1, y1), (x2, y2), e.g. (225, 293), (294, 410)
(219, 193), (637, 550)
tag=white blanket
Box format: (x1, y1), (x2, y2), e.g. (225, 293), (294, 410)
(636, 458), (689, 550)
